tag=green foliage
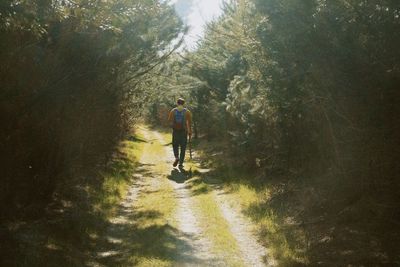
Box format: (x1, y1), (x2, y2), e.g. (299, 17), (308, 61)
(150, 0), (400, 264)
(0, 0), (182, 214)
(159, 0), (400, 176)
(0, 0), (183, 263)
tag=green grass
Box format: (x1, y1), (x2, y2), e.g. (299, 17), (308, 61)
(92, 130), (146, 219)
(222, 179), (308, 266)
(126, 176), (178, 267)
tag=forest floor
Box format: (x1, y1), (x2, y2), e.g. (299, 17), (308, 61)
(89, 125), (275, 267)
(4, 124), (398, 266)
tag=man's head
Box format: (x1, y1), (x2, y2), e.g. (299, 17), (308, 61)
(177, 98), (185, 106)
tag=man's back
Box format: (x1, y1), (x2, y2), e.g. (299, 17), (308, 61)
(168, 107), (192, 131)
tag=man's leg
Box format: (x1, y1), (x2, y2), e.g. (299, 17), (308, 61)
(172, 131), (179, 166)
(179, 132), (188, 166)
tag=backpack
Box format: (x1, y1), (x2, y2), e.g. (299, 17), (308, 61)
(173, 108), (186, 130)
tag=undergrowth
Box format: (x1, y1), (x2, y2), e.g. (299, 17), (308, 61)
(1, 130), (145, 267)
(193, 138), (400, 266)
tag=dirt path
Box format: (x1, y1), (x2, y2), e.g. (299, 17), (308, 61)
(91, 126), (271, 266)
(152, 131), (224, 266)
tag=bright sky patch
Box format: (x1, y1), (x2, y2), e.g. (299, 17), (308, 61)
(171, 0), (225, 49)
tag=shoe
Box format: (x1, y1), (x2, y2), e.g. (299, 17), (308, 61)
(178, 164), (184, 169)
(173, 159), (179, 167)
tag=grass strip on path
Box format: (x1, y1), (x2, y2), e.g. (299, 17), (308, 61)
(125, 126), (179, 267)
(187, 176), (246, 267)
(127, 174), (178, 267)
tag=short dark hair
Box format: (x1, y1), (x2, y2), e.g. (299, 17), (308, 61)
(177, 98), (185, 105)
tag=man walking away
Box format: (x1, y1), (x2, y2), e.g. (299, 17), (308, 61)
(168, 98), (192, 169)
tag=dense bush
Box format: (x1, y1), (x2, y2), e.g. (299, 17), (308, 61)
(0, 0), (183, 220)
(150, 4), (400, 262)
(145, 1), (400, 264)
(155, 0), (400, 191)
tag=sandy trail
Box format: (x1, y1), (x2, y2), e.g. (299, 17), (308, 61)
(152, 131), (224, 266)
(91, 127), (272, 266)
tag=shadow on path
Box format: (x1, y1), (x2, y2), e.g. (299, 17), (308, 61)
(167, 168), (192, 184)
(93, 209), (207, 266)
(91, 162), (213, 266)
